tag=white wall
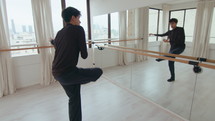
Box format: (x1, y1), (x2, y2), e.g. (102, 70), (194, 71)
(12, 48), (120, 89)
(91, 0), (170, 16)
(13, 55), (41, 89)
(90, 0), (198, 16)
(169, 1), (197, 10)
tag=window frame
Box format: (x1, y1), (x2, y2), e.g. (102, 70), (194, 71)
(169, 8), (196, 29)
(169, 8), (196, 42)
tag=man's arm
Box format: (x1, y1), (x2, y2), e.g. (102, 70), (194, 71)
(154, 31), (169, 37)
(78, 26), (88, 59)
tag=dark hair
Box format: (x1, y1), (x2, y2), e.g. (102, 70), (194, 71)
(169, 18), (178, 23)
(62, 7), (81, 23)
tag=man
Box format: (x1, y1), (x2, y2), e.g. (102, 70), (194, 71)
(150, 18), (185, 82)
(51, 7), (103, 121)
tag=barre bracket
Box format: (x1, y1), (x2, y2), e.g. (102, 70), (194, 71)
(97, 46), (104, 50)
(188, 61), (202, 74)
(193, 65), (202, 74)
(197, 57), (207, 62)
(188, 61), (199, 66)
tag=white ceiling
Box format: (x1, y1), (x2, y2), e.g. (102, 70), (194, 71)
(168, 0), (198, 4)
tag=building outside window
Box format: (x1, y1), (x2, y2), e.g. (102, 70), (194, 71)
(93, 14), (108, 40)
(6, 0), (38, 57)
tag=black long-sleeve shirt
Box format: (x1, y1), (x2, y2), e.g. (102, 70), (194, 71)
(155, 27), (185, 50)
(52, 24), (88, 77)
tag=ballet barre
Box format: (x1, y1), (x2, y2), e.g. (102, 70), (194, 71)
(107, 45), (215, 64)
(89, 38), (142, 44)
(0, 39), (140, 52)
(96, 45), (215, 70)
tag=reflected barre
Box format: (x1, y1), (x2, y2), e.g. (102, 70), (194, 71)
(107, 45), (215, 64)
(96, 45), (215, 70)
(0, 38), (141, 52)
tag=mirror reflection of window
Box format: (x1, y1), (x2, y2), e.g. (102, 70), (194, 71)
(210, 8), (215, 44)
(170, 9), (196, 42)
(149, 9), (158, 42)
(6, 0), (38, 57)
(170, 10), (185, 28)
(111, 12), (119, 39)
(149, 9), (163, 42)
(158, 11), (163, 39)
(93, 15), (108, 40)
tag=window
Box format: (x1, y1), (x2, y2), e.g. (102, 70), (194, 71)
(111, 12), (119, 39)
(210, 8), (215, 44)
(170, 9), (196, 42)
(92, 13), (118, 44)
(51, 0), (63, 35)
(93, 14), (108, 40)
(66, 0), (88, 39)
(170, 10), (185, 27)
(6, 0), (38, 57)
(159, 11), (163, 35)
(149, 8), (163, 42)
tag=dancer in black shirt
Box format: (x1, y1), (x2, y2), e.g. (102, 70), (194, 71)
(150, 18), (185, 82)
(51, 7), (103, 121)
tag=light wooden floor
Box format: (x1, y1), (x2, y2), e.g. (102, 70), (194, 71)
(103, 58), (215, 121)
(0, 77), (185, 121)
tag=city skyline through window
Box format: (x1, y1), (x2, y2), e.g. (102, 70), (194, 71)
(6, 0), (38, 57)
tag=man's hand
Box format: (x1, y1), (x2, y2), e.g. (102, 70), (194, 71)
(163, 39), (169, 42)
(149, 33), (155, 36)
(50, 39), (55, 45)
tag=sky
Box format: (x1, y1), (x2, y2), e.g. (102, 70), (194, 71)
(5, 0), (89, 33)
(6, 0), (34, 32)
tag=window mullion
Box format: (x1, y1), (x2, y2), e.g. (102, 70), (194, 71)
(157, 10), (160, 41)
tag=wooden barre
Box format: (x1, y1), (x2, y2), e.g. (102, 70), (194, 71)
(97, 45), (215, 70)
(90, 38), (141, 44)
(0, 39), (141, 52)
(108, 45), (215, 64)
(0, 46), (54, 52)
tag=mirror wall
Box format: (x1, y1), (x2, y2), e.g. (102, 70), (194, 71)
(92, 3), (215, 121)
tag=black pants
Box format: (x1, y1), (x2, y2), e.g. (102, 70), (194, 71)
(54, 67), (103, 121)
(168, 47), (185, 79)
